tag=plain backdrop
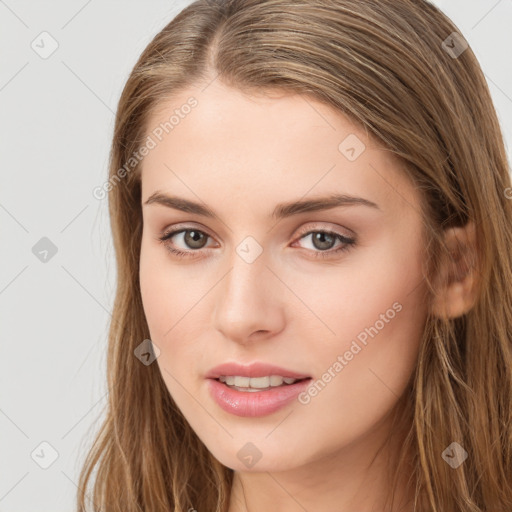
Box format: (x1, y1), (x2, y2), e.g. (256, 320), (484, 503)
(1, 1), (511, 510)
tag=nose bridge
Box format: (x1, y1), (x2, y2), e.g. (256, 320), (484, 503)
(224, 232), (269, 294)
(220, 241), (269, 313)
(213, 237), (283, 341)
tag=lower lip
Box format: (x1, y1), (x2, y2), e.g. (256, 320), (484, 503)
(207, 378), (312, 417)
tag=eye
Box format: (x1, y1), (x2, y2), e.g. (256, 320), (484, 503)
(157, 228), (215, 259)
(292, 226), (356, 260)
(156, 224), (356, 260)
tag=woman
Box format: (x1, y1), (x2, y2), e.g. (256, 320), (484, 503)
(77, 0), (512, 510)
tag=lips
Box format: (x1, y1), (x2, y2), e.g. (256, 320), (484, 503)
(205, 361), (311, 380)
(207, 376), (312, 417)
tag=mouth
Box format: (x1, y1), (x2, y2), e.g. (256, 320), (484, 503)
(207, 376), (313, 417)
(205, 362), (313, 416)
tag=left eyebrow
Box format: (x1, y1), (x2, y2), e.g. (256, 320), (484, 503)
(143, 191), (381, 220)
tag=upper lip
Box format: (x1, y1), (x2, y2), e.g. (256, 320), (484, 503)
(206, 362), (311, 380)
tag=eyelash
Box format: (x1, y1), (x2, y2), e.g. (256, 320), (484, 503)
(157, 224), (356, 261)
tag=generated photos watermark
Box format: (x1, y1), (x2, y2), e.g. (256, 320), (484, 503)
(298, 301), (403, 404)
(92, 97), (198, 200)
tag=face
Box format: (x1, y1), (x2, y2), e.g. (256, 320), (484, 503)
(139, 79), (428, 473)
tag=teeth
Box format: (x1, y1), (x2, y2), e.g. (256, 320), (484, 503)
(218, 375), (300, 388)
(246, 376), (270, 388)
(234, 376), (251, 387)
(270, 375), (284, 386)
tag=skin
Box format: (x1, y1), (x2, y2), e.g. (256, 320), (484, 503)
(139, 78), (431, 511)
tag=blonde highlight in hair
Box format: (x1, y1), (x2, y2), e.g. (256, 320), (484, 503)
(77, 1), (512, 510)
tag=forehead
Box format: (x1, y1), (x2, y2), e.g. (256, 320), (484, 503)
(140, 80), (417, 219)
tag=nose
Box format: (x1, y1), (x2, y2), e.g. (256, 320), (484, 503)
(212, 246), (286, 345)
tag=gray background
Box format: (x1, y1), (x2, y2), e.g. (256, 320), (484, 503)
(1, 1), (511, 510)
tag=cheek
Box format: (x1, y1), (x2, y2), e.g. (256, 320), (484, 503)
(140, 241), (187, 373)
(139, 238), (198, 338)
(293, 233), (427, 437)
(139, 240), (212, 393)
(286, 229), (426, 352)
(299, 288), (425, 451)
(139, 242), (168, 338)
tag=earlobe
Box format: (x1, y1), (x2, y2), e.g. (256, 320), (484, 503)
(431, 221), (479, 319)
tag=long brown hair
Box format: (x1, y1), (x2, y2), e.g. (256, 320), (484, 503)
(77, 1), (512, 510)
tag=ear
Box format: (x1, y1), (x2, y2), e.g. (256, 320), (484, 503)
(431, 221), (479, 319)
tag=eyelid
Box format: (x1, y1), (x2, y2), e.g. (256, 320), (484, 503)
(294, 221), (355, 240)
(160, 222), (217, 242)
